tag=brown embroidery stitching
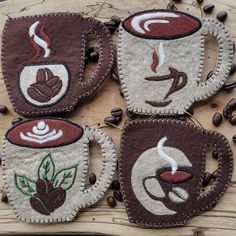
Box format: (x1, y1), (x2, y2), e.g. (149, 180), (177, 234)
(151, 51), (159, 73)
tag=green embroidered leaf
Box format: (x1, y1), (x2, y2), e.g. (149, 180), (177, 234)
(53, 164), (78, 190)
(38, 153), (55, 181)
(14, 173), (36, 196)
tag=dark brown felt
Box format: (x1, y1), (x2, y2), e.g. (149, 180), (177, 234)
(2, 13), (114, 117)
(119, 119), (233, 228)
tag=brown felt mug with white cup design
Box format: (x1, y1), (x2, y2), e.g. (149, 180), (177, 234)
(119, 119), (233, 228)
(2, 118), (116, 223)
(2, 13), (114, 117)
(118, 10), (234, 115)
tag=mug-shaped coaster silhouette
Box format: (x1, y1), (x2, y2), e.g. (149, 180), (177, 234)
(2, 13), (114, 117)
(119, 119), (233, 228)
(118, 10), (234, 115)
(2, 118), (117, 223)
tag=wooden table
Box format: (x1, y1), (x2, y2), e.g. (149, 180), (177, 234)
(0, 0), (235, 235)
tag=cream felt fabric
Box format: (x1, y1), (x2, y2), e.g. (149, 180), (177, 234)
(2, 126), (117, 224)
(118, 18), (234, 115)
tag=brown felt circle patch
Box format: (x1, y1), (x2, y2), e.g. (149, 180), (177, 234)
(2, 13), (114, 117)
(119, 119), (233, 228)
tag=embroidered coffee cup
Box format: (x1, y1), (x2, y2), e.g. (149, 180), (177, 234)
(2, 13), (114, 117)
(119, 119), (233, 228)
(2, 118), (116, 223)
(118, 10), (234, 115)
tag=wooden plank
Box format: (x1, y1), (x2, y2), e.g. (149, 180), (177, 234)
(0, 0), (236, 235)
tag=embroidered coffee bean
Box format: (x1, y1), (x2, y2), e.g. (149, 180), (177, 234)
(107, 196), (116, 208)
(111, 180), (120, 190)
(217, 11), (228, 22)
(202, 172), (212, 186)
(212, 150), (218, 159)
(89, 172), (97, 185)
(222, 81), (236, 91)
(229, 114), (236, 125)
(113, 190), (123, 202)
(230, 63), (236, 75)
(111, 107), (123, 117)
(0, 105), (8, 114)
(111, 15), (121, 26)
(223, 106), (232, 119)
(212, 112), (223, 127)
(1, 191), (8, 203)
(206, 70), (214, 80)
(89, 51), (99, 62)
(203, 4), (215, 14)
(212, 170), (218, 180)
(232, 134), (236, 143)
(12, 117), (23, 126)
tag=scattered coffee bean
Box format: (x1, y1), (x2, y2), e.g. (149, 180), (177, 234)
(113, 190), (123, 202)
(203, 4), (215, 14)
(232, 134), (236, 143)
(229, 114), (236, 125)
(227, 98), (236, 110)
(1, 191), (8, 203)
(196, 0), (203, 4)
(104, 116), (121, 126)
(222, 81), (236, 91)
(212, 170), (218, 180)
(111, 15), (121, 26)
(187, 107), (194, 116)
(212, 150), (218, 159)
(217, 11), (228, 22)
(212, 112), (223, 127)
(0, 105), (8, 114)
(104, 20), (117, 33)
(223, 106), (232, 119)
(107, 196), (116, 208)
(166, 2), (175, 10)
(89, 172), (97, 185)
(89, 51), (99, 62)
(206, 70), (213, 80)
(230, 63), (236, 76)
(12, 117), (23, 126)
(202, 172), (212, 186)
(111, 180), (120, 190)
(119, 88), (124, 97)
(111, 107), (123, 117)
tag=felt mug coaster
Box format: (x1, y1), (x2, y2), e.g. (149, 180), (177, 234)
(119, 119), (233, 228)
(1, 13), (114, 117)
(2, 118), (117, 223)
(117, 9), (234, 116)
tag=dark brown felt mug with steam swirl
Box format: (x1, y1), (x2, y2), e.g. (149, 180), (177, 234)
(2, 13), (114, 117)
(119, 119), (233, 228)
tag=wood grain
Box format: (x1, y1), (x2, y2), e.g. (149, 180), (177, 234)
(0, 0), (235, 235)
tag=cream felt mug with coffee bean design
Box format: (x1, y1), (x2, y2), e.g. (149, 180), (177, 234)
(118, 10), (234, 115)
(2, 118), (116, 223)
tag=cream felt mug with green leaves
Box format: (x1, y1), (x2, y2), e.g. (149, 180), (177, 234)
(2, 118), (116, 223)
(118, 10), (234, 115)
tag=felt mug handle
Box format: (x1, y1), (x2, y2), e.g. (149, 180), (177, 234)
(80, 17), (114, 96)
(194, 19), (234, 101)
(80, 126), (116, 208)
(196, 131), (233, 214)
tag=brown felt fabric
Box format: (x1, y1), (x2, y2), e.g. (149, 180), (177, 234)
(119, 119), (233, 228)
(2, 13), (114, 117)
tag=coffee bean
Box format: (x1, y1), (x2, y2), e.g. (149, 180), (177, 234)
(0, 105), (8, 114)
(1, 191), (8, 203)
(111, 15), (121, 26)
(166, 2), (175, 10)
(212, 112), (223, 127)
(222, 81), (236, 91)
(89, 51), (99, 62)
(217, 11), (228, 22)
(229, 114), (236, 125)
(230, 63), (236, 76)
(172, 0), (181, 2)
(212, 170), (218, 180)
(202, 172), (212, 186)
(232, 134), (236, 143)
(187, 107), (194, 116)
(227, 98), (236, 110)
(111, 180), (120, 190)
(104, 116), (121, 125)
(223, 106), (232, 119)
(196, 0), (203, 4)
(203, 4), (215, 14)
(113, 191), (123, 202)
(206, 70), (214, 80)
(12, 117), (23, 126)
(89, 172), (97, 185)
(107, 196), (116, 208)
(104, 21), (117, 33)
(212, 150), (218, 159)
(111, 107), (123, 117)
